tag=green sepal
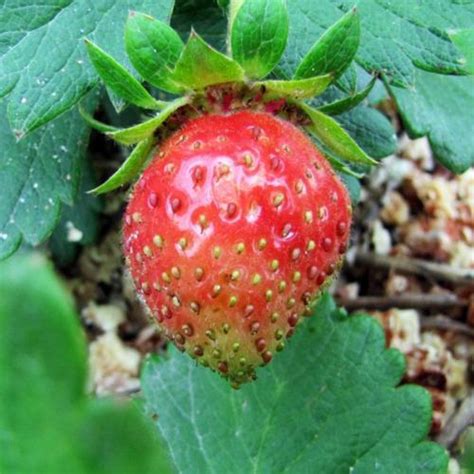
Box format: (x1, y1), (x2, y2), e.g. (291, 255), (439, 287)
(311, 132), (365, 178)
(318, 77), (377, 115)
(170, 31), (245, 90)
(229, 0), (245, 30)
(449, 29), (474, 75)
(326, 154), (364, 178)
(337, 65), (358, 94)
(125, 12), (185, 93)
(231, 0), (289, 79)
(295, 8), (360, 80)
(254, 75), (333, 99)
(300, 103), (377, 166)
(84, 40), (164, 110)
(78, 104), (119, 133)
(90, 137), (154, 194)
(107, 97), (190, 145)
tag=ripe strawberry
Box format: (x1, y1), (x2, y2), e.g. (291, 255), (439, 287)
(124, 110), (351, 386)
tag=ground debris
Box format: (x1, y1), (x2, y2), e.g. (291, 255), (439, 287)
(371, 309), (469, 434)
(335, 133), (473, 450)
(88, 332), (141, 396)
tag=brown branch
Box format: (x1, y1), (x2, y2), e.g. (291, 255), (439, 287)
(353, 251), (474, 286)
(436, 391), (474, 448)
(336, 294), (468, 312)
(420, 315), (474, 337)
(115, 386), (142, 397)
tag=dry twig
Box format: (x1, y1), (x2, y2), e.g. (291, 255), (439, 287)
(353, 252), (474, 286)
(336, 294), (468, 312)
(436, 391), (474, 448)
(420, 315), (474, 337)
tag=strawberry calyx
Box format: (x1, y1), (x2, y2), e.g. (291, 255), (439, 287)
(83, 1), (377, 194)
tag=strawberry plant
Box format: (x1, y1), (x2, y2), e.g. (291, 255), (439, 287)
(79, 1), (375, 385)
(1, 0), (473, 472)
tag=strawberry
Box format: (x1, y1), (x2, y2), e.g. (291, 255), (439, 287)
(85, 4), (373, 386)
(123, 110), (351, 386)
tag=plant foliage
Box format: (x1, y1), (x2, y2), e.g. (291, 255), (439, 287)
(142, 294), (448, 473)
(0, 0), (471, 255)
(0, 254), (173, 473)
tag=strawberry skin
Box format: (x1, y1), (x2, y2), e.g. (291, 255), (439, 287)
(124, 110), (351, 386)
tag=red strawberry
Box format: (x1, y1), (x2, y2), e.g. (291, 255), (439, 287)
(124, 110), (351, 386)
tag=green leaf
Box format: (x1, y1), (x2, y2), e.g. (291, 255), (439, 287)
(312, 74), (395, 160)
(460, 428), (474, 474)
(171, 31), (245, 89)
(280, 1), (474, 87)
(305, 84), (395, 167)
(301, 103), (377, 166)
(108, 97), (189, 145)
(310, 131), (366, 180)
(85, 40), (163, 110)
(277, 1), (472, 171)
(0, 1), (175, 135)
(295, 7), (360, 81)
(336, 64), (358, 93)
(231, 0), (289, 79)
(141, 294), (448, 474)
(125, 12), (185, 93)
(0, 97), (95, 261)
(336, 106), (396, 159)
(229, 0), (245, 27)
(91, 137), (154, 194)
(318, 76), (376, 115)
(323, 151), (364, 179)
(255, 75), (333, 99)
(78, 401), (174, 474)
(338, 171), (361, 205)
(450, 28), (474, 75)
(49, 159), (103, 267)
(171, 0), (227, 51)
(0, 253), (174, 474)
(388, 70), (474, 174)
